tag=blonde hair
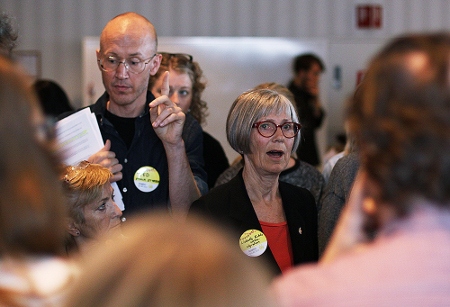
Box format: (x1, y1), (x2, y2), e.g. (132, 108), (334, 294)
(66, 212), (275, 307)
(62, 161), (112, 225)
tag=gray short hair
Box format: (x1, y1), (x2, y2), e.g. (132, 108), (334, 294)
(226, 88), (300, 155)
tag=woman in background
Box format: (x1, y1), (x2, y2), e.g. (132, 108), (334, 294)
(0, 55), (77, 306)
(149, 52), (229, 189)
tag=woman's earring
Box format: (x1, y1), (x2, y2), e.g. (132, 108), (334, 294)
(75, 230), (80, 236)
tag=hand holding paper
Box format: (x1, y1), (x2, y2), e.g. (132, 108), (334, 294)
(55, 108), (125, 211)
(87, 139), (123, 182)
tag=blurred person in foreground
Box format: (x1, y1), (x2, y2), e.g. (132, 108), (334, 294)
(271, 33), (450, 306)
(61, 161), (123, 256)
(318, 90), (362, 256)
(149, 52), (229, 189)
(0, 55), (77, 306)
(190, 88), (318, 275)
(65, 212), (275, 307)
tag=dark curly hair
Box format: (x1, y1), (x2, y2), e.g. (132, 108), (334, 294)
(347, 33), (450, 214)
(149, 53), (208, 125)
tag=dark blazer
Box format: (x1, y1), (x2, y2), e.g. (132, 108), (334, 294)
(190, 170), (318, 275)
(202, 131), (229, 189)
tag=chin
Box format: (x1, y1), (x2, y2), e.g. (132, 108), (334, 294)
(264, 167), (284, 176)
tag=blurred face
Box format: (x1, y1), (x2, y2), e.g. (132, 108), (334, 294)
(150, 69), (193, 113)
(79, 183), (122, 239)
(245, 111), (294, 175)
(296, 62), (322, 96)
(96, 21), (160, 113)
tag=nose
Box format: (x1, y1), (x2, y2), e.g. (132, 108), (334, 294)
(273, 126), (286, 140)
(169, 92), (179, 105)
(112, 201), (123, 219)
(115, 62), (129, 79)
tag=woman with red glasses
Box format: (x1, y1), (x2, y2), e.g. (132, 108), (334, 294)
(190, 88), (318, 276)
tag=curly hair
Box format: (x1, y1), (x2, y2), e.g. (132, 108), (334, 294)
(347, 33), (450, 214)
(149, 53), (208, 125)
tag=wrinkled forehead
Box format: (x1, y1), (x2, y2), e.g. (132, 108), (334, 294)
(258, 98), (296, 121)
(100, 19), (156, 55)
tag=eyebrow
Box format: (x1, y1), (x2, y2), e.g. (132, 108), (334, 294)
(171, 86), (191, 89)
(128, 53), (144, 57)
(105, 52), (144, 58)
(97, 189), (114, 204)
(260, 118), (292, 122)
(97, 196), (109, 204)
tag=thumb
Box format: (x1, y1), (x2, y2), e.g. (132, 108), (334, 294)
(101, 139), (111, 151)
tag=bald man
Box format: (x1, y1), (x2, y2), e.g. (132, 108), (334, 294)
(87, 12), (207, 219)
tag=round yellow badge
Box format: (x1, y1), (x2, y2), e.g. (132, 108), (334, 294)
(133, 166), (160, 192)
(239, 229), (267, 257)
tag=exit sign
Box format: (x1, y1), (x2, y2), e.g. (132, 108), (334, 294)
(356, 4), (382, 29)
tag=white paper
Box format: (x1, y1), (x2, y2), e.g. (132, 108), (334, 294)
(55, 108), (125, 211)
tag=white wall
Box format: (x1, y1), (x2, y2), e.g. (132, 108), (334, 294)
(2, 0), (450, 158)
(83, 36), (328, 162)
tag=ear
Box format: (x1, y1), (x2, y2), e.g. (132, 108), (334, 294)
(149, 53), (162, 76)
(67, 220), (81, 237)
(96, 49), (102, 71)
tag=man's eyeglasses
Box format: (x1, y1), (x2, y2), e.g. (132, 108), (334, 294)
(252, 121), (302, 139)
(98, 54), (156, 74)
(159, 52), (193, 63)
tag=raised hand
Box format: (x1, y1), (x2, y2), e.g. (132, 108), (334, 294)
(149, 71), (185, 146)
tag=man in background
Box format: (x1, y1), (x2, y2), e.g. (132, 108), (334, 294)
(288, 53), (325, 167)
